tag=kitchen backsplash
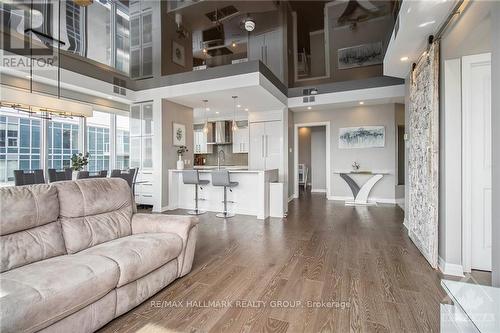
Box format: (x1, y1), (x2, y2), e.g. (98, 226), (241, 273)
(195, 144), (248, 166)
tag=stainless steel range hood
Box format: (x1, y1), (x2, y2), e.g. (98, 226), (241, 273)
(207, 121), (232, 145)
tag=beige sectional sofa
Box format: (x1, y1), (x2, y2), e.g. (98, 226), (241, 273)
(0, 178), (198, 333)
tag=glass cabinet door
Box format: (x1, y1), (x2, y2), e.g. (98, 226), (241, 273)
(130, 105), (142, 136)
(142, 103), (153, 136)
(142, 137), (153, 168)
(130, 137), (141, 168)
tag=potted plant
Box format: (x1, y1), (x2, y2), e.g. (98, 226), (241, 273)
(176, 146), (188, 170)
(71, 152), (90, 179)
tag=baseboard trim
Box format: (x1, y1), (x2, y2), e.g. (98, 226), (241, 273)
(396, 198), (405, 210)
(438, 257), (465, 277)
(327, 195), (397, 204)
(288, 195), (294, 203)
(403, 218), (409, 230)
(311, 188), (327, 193)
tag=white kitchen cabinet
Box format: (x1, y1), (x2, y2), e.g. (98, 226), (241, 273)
(129, 101), (155, 205)
(232, 125), (249, 153)
(249, 121), (281, 170)
(193, 129), (212, 154)
(249, 29), (283, 81)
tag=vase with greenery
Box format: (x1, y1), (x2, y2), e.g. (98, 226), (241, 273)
(71, 152), (90, 171)
(176, 146), (188, 170)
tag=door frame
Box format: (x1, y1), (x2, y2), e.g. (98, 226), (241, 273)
(294, 122), (331, 198)
(462, 52), (492, 272)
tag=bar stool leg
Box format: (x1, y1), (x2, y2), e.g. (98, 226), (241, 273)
(188, 185), (206, 215)
(216, 186), (235, 218)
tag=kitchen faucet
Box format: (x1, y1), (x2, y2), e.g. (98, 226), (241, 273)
(217, 149), (225, 170)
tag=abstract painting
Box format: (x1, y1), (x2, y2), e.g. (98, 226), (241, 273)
(337, 42), (383, 69)
(173, 122), (186, 146)
(408, 42), (440, 269)
(338, 126), (385, 149)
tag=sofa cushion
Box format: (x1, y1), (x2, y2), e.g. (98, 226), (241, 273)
(79, 233), (182, 287)
(0, 184), (65, 272)
(54, 178), (134, 253)
(0, 184), (59, 235)
(0, 222), (66, 272)
(0, 254), (119, 333)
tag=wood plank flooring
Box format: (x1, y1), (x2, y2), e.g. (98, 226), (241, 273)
(100, 192), (450, 333)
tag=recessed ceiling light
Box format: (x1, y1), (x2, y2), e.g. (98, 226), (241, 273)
(107, 96), (113, 100)
(215, 111), (219, 114)
(307, 106), (312, 110)
(237, 104), (241, 108)
(359, 101), (364, 105)
(418, 20), (435, 28)
(232, 42), (236, 48)
(25, 75), (32, 79)
(245, 108), (249, 111)
(400, 56), (409, 62)
(205, 107), (210, 111)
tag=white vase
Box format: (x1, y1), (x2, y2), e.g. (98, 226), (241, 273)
(176, 155), (185, 170)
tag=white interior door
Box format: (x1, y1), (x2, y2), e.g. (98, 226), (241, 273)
(463, 53), (492, 271)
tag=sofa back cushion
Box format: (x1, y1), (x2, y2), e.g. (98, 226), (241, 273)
(0, 184), (66, 272)
(54, 178), (133, 254)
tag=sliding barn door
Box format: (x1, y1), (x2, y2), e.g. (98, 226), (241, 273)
(408, 42), (440, 268)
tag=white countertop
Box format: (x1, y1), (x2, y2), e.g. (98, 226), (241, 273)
(170, 168), (274, 174)
(442, 279), (500, 333)
(193, 165), (248, 170)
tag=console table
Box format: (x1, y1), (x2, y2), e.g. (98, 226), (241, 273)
(334, 171), (389, 205)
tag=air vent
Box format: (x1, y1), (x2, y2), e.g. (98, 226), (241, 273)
(205, 6), (239, 23)
(113, 77), (127, 96)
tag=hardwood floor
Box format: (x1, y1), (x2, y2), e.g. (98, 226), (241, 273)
(100, 192), (450, 333)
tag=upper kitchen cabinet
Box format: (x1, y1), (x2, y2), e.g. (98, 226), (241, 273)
(248, 28), (284, 82)
(233, 122), (249, 154)
(130, 1), (154, 79)
(193, 126), (213, 154)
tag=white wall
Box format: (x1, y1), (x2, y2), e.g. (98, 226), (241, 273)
(311, 126), (326, 190)
(438, 1), (493, 268)
(293, 103), (397, 201)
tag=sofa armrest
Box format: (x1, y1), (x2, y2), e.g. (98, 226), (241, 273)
(131, 214), (198, 277)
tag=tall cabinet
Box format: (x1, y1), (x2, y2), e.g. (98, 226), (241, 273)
(249, 121), (281, 170)
(130, 1), (153, 79)
(249, 29), (283, 81)
(130, 101), (154, 205)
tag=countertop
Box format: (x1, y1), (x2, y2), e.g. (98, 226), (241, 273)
(193, 165), (248, 170)
(170, 168), (276, 174)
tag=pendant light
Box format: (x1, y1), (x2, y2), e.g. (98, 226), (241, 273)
(232, 96), (238, 131)
(203, 99), (209, 133)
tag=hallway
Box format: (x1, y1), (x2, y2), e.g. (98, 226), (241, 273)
(101, 194), (447, 332)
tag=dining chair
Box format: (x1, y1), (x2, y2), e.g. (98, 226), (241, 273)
(47, 168), (73, 183)
(13, 169), (45, 186)
(77, 170), (108, 179)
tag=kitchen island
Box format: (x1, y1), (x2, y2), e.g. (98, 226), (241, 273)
(167, 168), (279, 219)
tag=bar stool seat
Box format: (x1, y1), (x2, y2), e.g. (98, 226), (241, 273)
(211, 170), (238, 218)
(182, 170), (209, 215)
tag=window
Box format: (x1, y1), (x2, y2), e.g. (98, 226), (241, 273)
(116, 115), (130, 170)
(86, 111), (111, 172)
(0, 108), (42, 185)
(48, 116), (80, 170)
